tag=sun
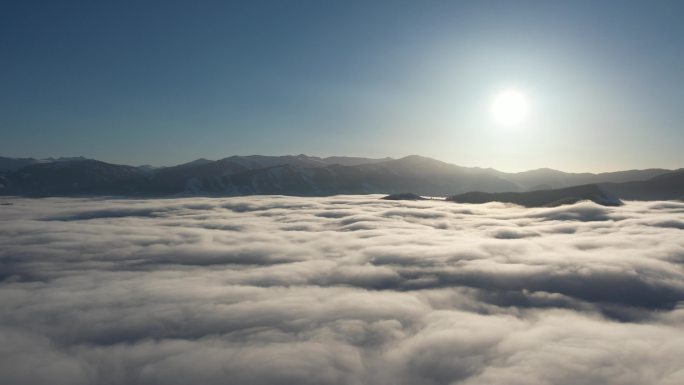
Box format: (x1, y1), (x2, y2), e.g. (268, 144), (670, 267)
(491, 89), (529, 126)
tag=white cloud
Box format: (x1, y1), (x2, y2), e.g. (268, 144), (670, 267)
(1, 196), (684, 384)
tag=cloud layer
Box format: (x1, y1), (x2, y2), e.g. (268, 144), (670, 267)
(1, 195), (684, 385)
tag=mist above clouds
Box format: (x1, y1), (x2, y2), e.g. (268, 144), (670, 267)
(1, 195), (684, 385)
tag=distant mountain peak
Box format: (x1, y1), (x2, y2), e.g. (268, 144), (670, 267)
(185, 158), (213, 165)
(46, 156), (89, 163)
(399, 154), (436, 161)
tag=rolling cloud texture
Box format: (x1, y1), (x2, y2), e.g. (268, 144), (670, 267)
(1, 196), (684, 384)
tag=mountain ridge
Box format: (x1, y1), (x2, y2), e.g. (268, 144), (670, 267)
(0, 154), (680, 199)
(448, 184), (623, 207)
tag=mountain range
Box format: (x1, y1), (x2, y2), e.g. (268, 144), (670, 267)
(0, 154), (682, 201)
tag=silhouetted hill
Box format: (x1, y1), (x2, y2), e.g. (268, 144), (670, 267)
(344, 156), (519, 196)
(0, 157), (41, 172)
(447, 184), (623, 207)
(502, 167), (671, 191)
(601, 170), (684, 200)
(382, 193), (426, 201)
(1, 159), (149, 196)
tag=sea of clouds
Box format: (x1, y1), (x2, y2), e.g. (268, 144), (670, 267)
(1, 195), (684, 385)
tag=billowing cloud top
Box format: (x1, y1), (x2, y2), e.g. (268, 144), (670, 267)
(1, 196), (684, 385)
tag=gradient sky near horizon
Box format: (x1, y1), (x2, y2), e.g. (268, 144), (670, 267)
(1, 0), (683, 172)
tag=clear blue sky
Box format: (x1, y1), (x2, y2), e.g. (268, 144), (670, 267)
(1, 0), (683, 172)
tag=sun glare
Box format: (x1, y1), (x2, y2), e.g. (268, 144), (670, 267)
(491, 89), (529, 126)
